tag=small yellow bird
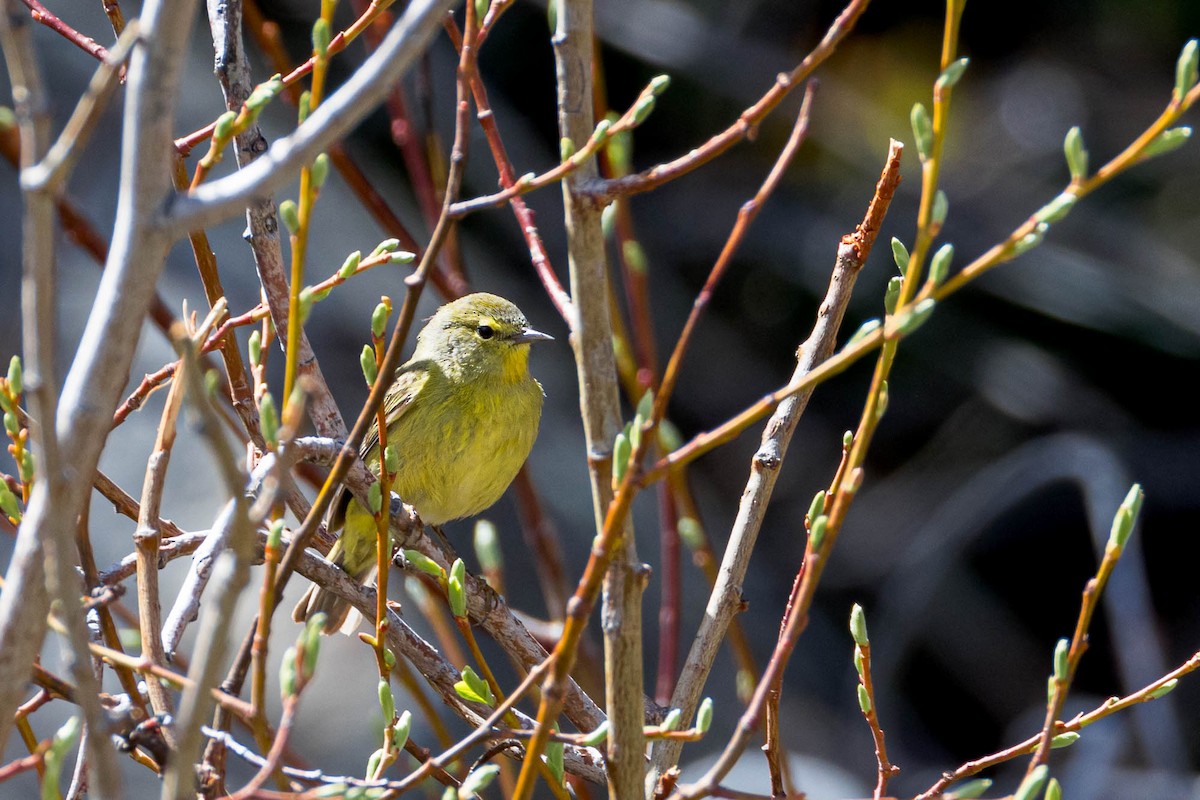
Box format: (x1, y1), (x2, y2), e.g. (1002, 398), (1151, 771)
(294, 292), (552, 633)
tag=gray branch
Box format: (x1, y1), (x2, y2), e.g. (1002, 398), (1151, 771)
(169, 0), (458, 234)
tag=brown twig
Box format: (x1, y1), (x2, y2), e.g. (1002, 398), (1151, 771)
(669, 141), (903, 798)
(19, 0), (111, 62)
(585, 0), (872, 202)
(917, 649), (1200, 800)
(443, 16), (575, 322)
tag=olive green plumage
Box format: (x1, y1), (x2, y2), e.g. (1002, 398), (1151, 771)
(294, 293), (551, 634)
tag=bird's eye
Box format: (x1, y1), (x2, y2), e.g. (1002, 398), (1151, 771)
(477, 324), (494, 340)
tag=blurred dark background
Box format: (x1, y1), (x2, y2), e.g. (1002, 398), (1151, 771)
(2, 0), (1199, 798)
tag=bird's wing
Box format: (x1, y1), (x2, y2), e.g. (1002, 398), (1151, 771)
(327, 362), (430, 534)
(357, 361), (431, 462)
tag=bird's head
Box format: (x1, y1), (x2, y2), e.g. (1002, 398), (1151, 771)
(414, 293), (552, 381)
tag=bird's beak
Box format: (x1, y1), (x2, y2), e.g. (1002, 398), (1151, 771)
(514, 327), (554, 344)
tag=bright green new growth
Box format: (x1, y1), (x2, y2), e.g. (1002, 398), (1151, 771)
(1015, 764), (1050, 800)
(911, 102), (933, 159)
(850, 603), (869, 646)
(448, 558), (467, 617)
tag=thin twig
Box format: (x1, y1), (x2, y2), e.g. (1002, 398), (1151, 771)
(585, 0), (872, 202)
(670, 141), (903, 799)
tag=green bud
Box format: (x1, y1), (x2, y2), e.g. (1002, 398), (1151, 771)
(560, 137), (576, 161)
(884, 276), (903, 315)
(448, 559), (467, 617)
(314, 785), (350, 798)
(635, 388), (654, 426)
(1053, 638), (1070, 682)
(945, 778), (992, 799)
(546, 0), (557, 31)
(384, 444), (400, 474)
(632, 94), (657, 125)
(660, 708), (682, 732)
(1149, 678), (1178, 699)
(298, 286), (315, 324)
(854, 646), (865, 677)
(582, 720), (610, 746)
(474, 0), (489, 23)
(546, 735), (565, 786)
(623, 240), (648, 275)
(1050, 731), (1080, 749)
(601, 203), (618, 238)
(245, 74), (284, 113)
(247, 330), (262, 367)
(383, 647), (396, 671)
(7, 356), (22, 396)
(460, 765), (500, 797)
(0, 106), (15, 131)
(370, 238), (401, 257)
(371, 302), (390, 340)
(367, 481), (383, 514)
(365, 748), (384, 783)
(1140, 126), (1192, 160)
(591, 118), (612, 142)
(474, 520), (502, 573)
(339, 250), (362, 279)
(360, 345), (378, 386)
(302, 614), (324, 678)
(657, 418), (682, 452)
(1064, 126), (1088, 181)
(311, 153), (330, 190)
(810, 514), (828, 550)
(1011, 224), (1048, 257)
(807, 490), (826, 524)
(278, 199), (300, 234)
(267, 519), (284, 549)
(1108, 483), (1143, 550)
(911, 102), (933, 160)
(51, 715), (81, 754)
(393, 709), (411, 749)
(1014, 764), (1050, 800)
(696, 696), (714, 734)
(928, 243), (954, 286)
(876, 380), (889, 421)
(312, 18), (331, 56)
(893, 298), (936, 337)
(932, 189), (949, 229)
(0, 482), (20, 521)
(259, 392), (278, 447)
(849, 603), (869, 646)
(403, 549), (444, 579)
(891, 237), (910, 274)
(378, 679), (395, 721)
(677, 516), (704, 550)
(649, 74), (671, 95)
(214, 110), (237, 141)
(3, 411), (18, 437)
(936, 57), (970, 92)
(279, 646), (298, 696)
(298, 90), (311, 123)
(606, 125), (632, 175)
(19, 450), (33, 484)
(389, 250), (415, 265)
(846, 318), (882, 348)
(0, 389), (11, 414)
(843, 430), (854, 449)
(857, 683), (872, 714)
(1035, 192), (1077, 224)
(1045, 777), (1062, 800)
(612, 430), (631, 485)
(1176, 39), (1199, 101)
(627, 419), (642, 456)
(454, 666), (494, 706)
